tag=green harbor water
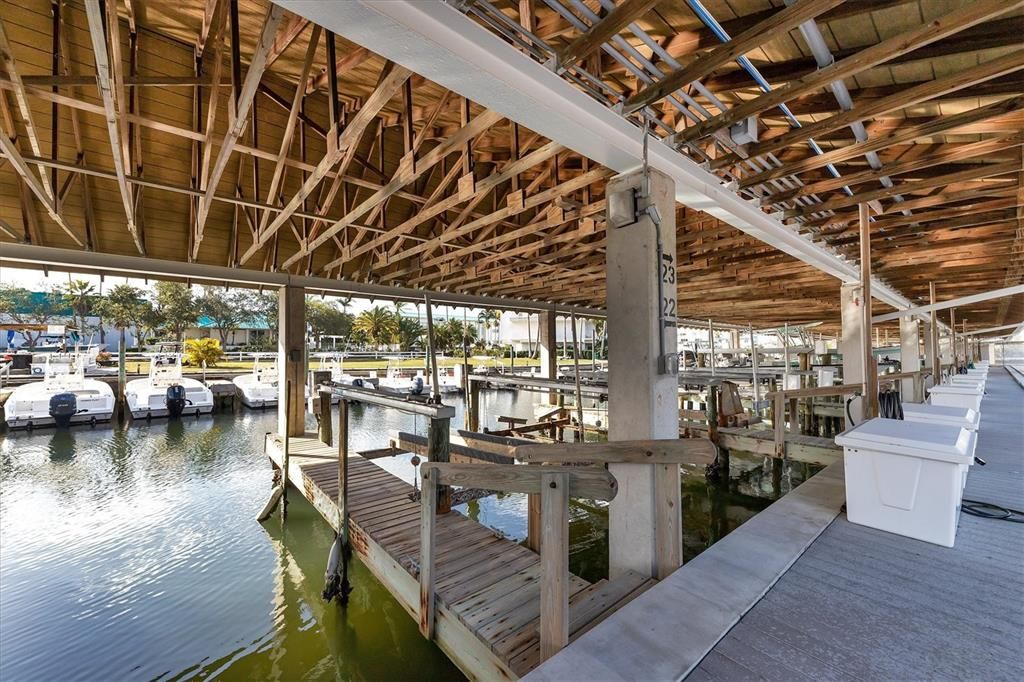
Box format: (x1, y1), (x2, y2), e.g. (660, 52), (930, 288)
(0, 390), (819, 680)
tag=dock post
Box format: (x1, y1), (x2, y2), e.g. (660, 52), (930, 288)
(539, 310), (557, 405)
(840, 282), (867, 423)
(282, 380), (292, 521)
(318, 390), (332, 445)
(278, 285), (305, 437)
(605, 165), (680, 580)
(428, 416), (451, 514)
(419, 466), (438, 639)
(539, 471), (569, 662)
(570, 312), (584, 442)
(859, 204), (878, 418)
(900, 318), (921, 401)
(468, 378), (480, 431)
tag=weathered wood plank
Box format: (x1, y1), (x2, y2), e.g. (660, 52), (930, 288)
(423, 462), (618, 500)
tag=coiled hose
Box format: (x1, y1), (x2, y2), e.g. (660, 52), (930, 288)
(878, 390), (903, 420)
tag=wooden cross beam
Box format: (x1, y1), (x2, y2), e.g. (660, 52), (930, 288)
(714, 51), (1024, 173)
(673, 0), (1021, 146)
(783, 160), (1021, 219)
(239, 61), (413, 265)
(84, 0), (144, 255)
(772, 135), (1024, 204)
(623, 0), (843, 114)
(281, 108), (505, 269)
(0, 133), (83, 246)
(334, 140), (564, 267)
(553, 0), (660, 71)
(739, 95), (1024, 190)
(0, 18), (53, 202)
(255, 24), (322, 237)
(193, 3), (285, 260)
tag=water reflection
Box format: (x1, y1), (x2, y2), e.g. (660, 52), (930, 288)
(0, 390), (818, 680)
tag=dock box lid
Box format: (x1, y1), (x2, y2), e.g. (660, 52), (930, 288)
(835, 418), (975, 463)
(928, 383), (983, 396)
(902, 403), (980, 430)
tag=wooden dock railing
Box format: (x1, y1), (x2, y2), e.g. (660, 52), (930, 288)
(770, 383), (863, 456)
(418, 462), (618, 661)
(768, 369), (931, 455)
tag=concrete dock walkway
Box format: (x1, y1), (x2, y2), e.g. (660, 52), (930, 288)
(527, 367), (1024, 681)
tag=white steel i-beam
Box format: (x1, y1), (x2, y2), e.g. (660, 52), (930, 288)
(278, 0), (923, 318)
(872, 284), (1024, 323)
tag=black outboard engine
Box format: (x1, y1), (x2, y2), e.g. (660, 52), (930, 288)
(352, 378), (364, 388)
(412, 376), (425, 395)
(49, 392), (78, 428)
(166, 385), (187, 419)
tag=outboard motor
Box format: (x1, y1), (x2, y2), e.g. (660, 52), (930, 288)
(166, 384), (187, 419)
(49, 392), (78, 428)
(352, 378), (364, 388)
(411, 376), (425, 395)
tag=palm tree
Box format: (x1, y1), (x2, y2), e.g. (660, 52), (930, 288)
(353, 306), (398, 349)
(477, 309), (502, 345)
(60, 279), (96, 343)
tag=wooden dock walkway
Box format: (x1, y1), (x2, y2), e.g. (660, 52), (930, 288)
(526, 367), (1023, 681)
(266, 434), (653, 680)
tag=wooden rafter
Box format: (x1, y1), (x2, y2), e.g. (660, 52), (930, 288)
(0, 133), (82, 246)
(83, 0), (144, 254)
(553, 0), (660, 70)
(673, 0), (1021, 146)
(281, 108), (506, 270)
(256, 24), (322, 236)
(739, 96), (1023, 190)
(623, 0), (843, 115)
(193, 3), (285, 260)
(714, 51), (1024, 173)
(0, 18), (53, 202)
(240, 61), (413, 264)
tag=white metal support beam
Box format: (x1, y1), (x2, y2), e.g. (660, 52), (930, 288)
(872, 284), (1024, 323)
(278, 0), (922, 318)
(0, 242), (602, 316)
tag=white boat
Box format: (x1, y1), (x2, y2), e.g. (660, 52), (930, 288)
(30, 344), (105, 376)
(314, 354), (374, 392)
(376, 359), (430, 395)
(233, 355), (279, 408)
(4, 354), (115, 429)
(435, 364), (464, 394)
(125, 353), (213, 419)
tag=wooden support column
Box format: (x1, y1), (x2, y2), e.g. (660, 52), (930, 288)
(428, 417), (451, 514)
(840, 282), (866, 423)
(606, 166), (680, 580)
(929, 282), (941, 382)
(900, 317), (922, 401)
(418, 465), (438, 639)
(539, 310), (558, 405)
(539, 471), (568, 663)
(278, 285), (305, 437)
(859, 204), (878, 419)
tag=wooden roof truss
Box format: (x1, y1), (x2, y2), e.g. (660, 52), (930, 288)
(0, 0), (1021, 331)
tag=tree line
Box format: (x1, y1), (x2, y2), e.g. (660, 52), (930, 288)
(0, 280), (484, 354)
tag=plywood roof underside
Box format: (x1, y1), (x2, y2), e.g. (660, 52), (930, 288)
(0, 0), (1021, 333)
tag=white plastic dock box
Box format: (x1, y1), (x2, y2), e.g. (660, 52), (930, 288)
(950, 375), (985, 388)
(929, 384), (983, 412)
(836, 419), (976, 547)
(902, 403), (980, 431)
